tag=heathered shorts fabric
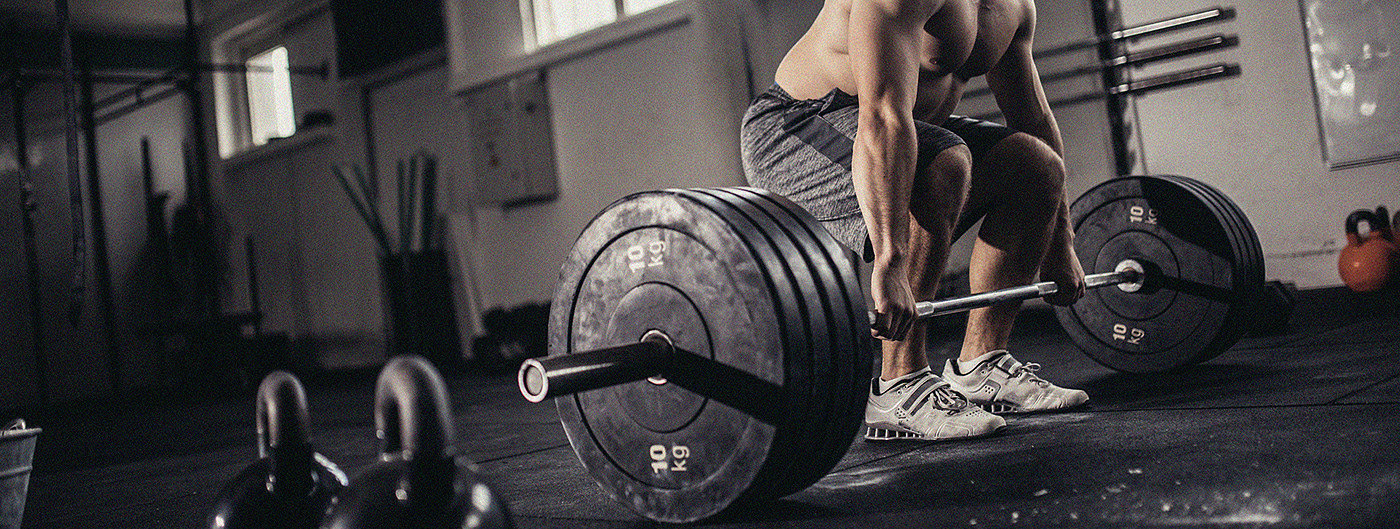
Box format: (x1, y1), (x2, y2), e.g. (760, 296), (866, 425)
(740, 84), (1017, 261)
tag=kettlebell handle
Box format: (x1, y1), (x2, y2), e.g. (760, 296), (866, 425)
(374, 355), (456, 463)
(1345, 209), (1386, 243)
(256, 371), (311, 458)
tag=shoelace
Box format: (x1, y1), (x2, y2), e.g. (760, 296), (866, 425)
(1008, 362), (1050, 388)
(929, 384), (970, 414)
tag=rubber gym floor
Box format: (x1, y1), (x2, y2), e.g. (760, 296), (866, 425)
(17, 287), (1400, 528)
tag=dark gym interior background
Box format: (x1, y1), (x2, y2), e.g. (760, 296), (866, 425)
(2, 0), (1398, 527)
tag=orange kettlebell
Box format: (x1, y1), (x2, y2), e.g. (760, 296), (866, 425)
(1338, 209), (1398, 292)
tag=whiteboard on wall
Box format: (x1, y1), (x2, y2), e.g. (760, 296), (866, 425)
(463, 70), (558, 207)
(1302, 0), (1400, 169)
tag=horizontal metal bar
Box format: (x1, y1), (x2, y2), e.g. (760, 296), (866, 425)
(963, 34), (1236, 101)
(15, 68), (167, 84)
(1038, 6), (1236, 59)
(519, 333), (785, 425)
(967, 63), (1240, 121)
(1113, 6), (1235, 41)
(94, 85), (184, 126)
(1107, 34), (1239, 68)
(1108, 63), (1241, 95)
(94, 69), (183, 110)
(519, 338), (672, 402)
(15, 61), (329, 84)
(199, 60), (330, 79)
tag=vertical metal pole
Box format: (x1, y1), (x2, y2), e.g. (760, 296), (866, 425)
(12, 79), (50, 408)
(1092, 0), (1133, 176)
(81, 62), (122, 394)
(182, 0), (210, 208)
(58, 0), (88, 327)
(182, 0), (218, 317)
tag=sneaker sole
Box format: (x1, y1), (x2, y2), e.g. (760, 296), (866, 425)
(980, 400), (1089, 415)
(863, 424), (1006, 442)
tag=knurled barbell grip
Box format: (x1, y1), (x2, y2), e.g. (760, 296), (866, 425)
(519, 332), (674, 403)
(868, 269), (1142, 325)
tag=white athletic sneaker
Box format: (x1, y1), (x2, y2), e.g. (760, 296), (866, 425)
(942, 351), (1090, 414)
(864, 367), (1006, 441)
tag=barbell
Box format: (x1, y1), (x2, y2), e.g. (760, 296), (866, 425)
(526, 175), (1263, 522)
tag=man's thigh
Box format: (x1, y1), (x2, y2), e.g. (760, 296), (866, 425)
(943, 116), (1038, 237)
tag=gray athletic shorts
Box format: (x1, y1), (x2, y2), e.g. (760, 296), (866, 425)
(740, 84), (1017, 261)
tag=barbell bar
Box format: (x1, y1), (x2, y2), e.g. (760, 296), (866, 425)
(898, 266), (1143, 322)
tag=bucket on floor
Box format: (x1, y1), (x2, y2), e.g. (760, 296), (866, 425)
(0, 419), (40, 529)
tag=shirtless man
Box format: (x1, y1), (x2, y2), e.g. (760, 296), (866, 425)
(741, 0), (1089, 441)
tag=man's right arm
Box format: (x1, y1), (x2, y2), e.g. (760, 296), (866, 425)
(848, 0), (937, 340)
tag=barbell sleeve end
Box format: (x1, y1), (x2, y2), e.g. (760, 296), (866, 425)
(517, 332), (675, 402)
(518, 359), (550, 403)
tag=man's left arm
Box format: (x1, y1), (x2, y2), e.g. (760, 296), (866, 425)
(985, 1), (1062, 156)
(986, 0), (1084, 305)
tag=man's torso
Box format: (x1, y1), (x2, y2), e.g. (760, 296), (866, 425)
(773, 0), (1028, 123)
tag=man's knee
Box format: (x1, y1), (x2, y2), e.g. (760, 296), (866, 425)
(995, 133), (1065, 200)
(924, 142), (968, 183)
(913, 144), (973, 229)
(925, 143), (973, 194)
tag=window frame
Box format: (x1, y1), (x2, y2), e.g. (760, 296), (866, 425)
(524, 0), (681, 50)
(211, 1), (330, 159)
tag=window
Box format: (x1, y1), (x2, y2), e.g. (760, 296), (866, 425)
(245, 46), (297, 146)
(526, 0), (678, 48)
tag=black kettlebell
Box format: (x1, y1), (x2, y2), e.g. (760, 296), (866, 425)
(208, 371), (347, 529)
(320, 355), (513, 529)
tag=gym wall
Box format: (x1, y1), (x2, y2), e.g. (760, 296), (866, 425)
(1119, 0), (1400, 288)
(207, 1), (389, 369)
(1, 77), (192, 405)
(444, 0), (755, 310)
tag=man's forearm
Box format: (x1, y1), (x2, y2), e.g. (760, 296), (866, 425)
(852, 118), (918, 266)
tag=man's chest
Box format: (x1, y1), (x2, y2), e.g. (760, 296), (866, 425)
(919, 0), (1019, 80)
